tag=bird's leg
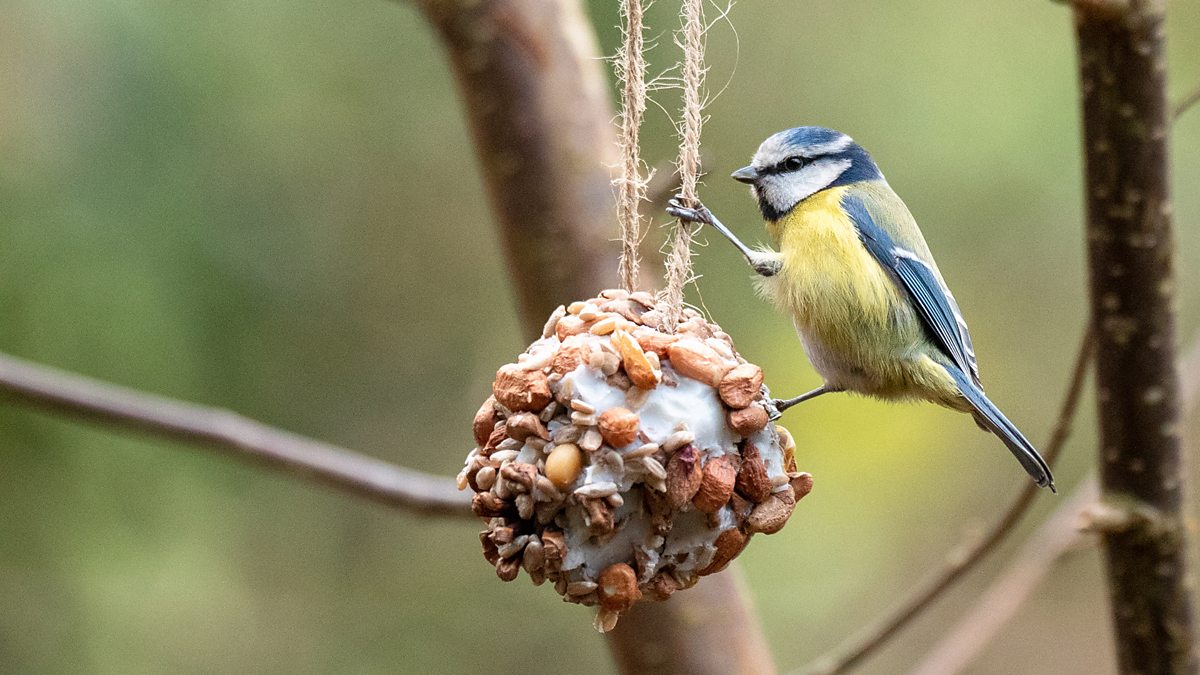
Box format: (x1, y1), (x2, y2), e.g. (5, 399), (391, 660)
(667, 196), (781, 277)
(772, 386), (842, 415)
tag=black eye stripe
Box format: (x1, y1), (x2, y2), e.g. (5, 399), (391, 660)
(759, 156), (810, 175)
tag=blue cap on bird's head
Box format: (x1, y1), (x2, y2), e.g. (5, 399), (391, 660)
(733, 126), (884, 221)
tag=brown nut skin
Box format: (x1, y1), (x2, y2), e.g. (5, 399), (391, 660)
(736, 443), (773, 503)
(505, 412), (549, 442)
(492, 364), (552, 412)
(746, 490), (796, 535)
(541, 530), (566, 562)
(647, 572), (682, 601)
(472, 396), (498, 446)
(480, 530), (501, 565)
(699, 528), (749, 576)
(718, 363), (764, 409)
(666, 444), (704, 509)
(597, 407), (639, 448)
(728, 405), (770, 436)
(597, 563), (643, 612)
(471, 492), (510, 518)
(550, 339), (588, 376)
(692, 454), (737, 513)
(666, 338), (731, 387)
(634, 329), (678, 358)
(584, 498), (615, 536)
(789, 472), (814, 501)
(495, 556), (521, 582)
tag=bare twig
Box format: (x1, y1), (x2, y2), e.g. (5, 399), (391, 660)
(910, 476), (1100, 675)
(1174, 81), (1200, 121)
(0, 351), (473, 517)
(1073, 0), (1197, 669)
(800, 327), (1094, 675)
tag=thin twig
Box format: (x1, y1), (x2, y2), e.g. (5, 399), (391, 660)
(910, 476), (1099, 675)
(0, 351), (473, 517)
(799, 326), (1094, 675)
(1173, 81), (1200, 121)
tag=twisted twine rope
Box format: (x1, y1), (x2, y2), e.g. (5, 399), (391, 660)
(659, 0), (706, 331)
(615, 0), (648, 293)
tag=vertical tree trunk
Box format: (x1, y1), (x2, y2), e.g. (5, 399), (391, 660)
(415, 2), (779, 671)
(1073, 1), (1197, 671)
(416, 0), (617, 335)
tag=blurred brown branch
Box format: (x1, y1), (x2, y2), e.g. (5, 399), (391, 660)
(911, 476), (1100, 675)
(910, 328), (1200, 673)
(800, 327), (1094, 675)
(1073, 0), (1197, 669)
(0, 351), (473, 517)
(414, 0), (618, 339)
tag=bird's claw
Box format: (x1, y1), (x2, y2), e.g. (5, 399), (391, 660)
(765, 399), (783, 421)
(666, 194), (714, 226)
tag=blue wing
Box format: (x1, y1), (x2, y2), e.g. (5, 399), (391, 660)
(841, 191), (981, 386)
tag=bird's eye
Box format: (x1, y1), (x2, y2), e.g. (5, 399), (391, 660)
(782, 156), (806, 171)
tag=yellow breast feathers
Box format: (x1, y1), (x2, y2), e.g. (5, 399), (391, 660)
(760, 186), (901, 327)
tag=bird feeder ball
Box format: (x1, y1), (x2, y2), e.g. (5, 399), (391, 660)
(458, 289), (812, 632)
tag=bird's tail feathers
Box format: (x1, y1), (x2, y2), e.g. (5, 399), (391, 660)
(945, 366), (1055, 491)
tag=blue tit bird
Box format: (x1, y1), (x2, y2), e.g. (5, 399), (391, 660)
(667, 126), (1054, 490)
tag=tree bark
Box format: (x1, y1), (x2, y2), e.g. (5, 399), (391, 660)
(1073, 1), (1197, 671)
(415, 0), (618, 339)
(414, 2), (778, 671)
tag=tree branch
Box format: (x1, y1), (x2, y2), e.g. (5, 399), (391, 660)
(800, 327), (1094, 675)
(1073, 0), (1197, 670)
(413, 0), (619, 339)
(0, 351), (473, 517)
(910, 476), (1100, 675)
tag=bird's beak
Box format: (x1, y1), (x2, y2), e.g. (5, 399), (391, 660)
(731, 166), (759, 184)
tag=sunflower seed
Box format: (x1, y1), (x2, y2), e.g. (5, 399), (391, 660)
(574, 482), (618, 498)
(626, 443), (659, 459)
(603, 449), (624, 473)
(567, 581), (599, 596)
(642, 456), (667, 480)
(516, 493), (535, 520)
(543, 305), (567, 338)
(571, 411), (597, 427)
(552, 424), (583, 444)
(489, 449), (519, 464)
(662, 430), (695, 453)
(570, 399), (596, 414)
(579, 428), (603, 452)
(475, 465), (497, 490)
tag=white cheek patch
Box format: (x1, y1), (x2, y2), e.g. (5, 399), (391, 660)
(762, 158), (852, 215)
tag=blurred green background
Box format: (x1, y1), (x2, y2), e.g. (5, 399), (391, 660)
(2, 0), (1199, 673)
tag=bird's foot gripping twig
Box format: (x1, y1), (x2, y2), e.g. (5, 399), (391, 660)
(667, 195), (781, 277)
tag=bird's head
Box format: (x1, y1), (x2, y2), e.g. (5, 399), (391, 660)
(733, 126), (884, 221)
